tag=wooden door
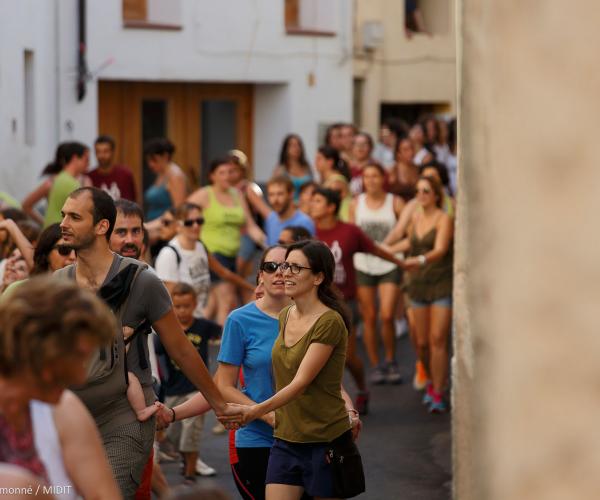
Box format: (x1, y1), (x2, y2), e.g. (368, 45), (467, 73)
(98, 81), (253, 207)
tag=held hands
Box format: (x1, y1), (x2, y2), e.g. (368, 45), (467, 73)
(223, 402), (263, 427)
(154, 402), (173, 431)
(402, 256), (421, 272)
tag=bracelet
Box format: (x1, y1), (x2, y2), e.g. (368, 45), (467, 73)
(170, 407), (176, 423)
(417, 254), (427, 267)
(347, 409), (359, 417)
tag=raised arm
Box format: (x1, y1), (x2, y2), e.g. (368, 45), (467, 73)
(55, 391), (121, 500)
(186, 187), (209, 208)
(21, 178), (52, 225)
(0, 219), (34, 271)
(239, 194), (266, 248)
(245, 183), (272, 220)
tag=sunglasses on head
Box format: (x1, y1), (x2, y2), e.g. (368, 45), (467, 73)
(54, 245), (73, 256)
(183, 217), (205, 227)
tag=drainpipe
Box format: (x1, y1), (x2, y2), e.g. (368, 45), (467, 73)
(77, 0), (87, 102)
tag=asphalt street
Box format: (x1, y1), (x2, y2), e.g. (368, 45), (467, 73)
(160, 334), (452, 499)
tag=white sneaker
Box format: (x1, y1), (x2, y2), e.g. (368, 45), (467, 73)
(195, 458), (217, 476)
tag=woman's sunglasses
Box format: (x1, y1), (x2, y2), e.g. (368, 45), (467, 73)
(54, 245), (73, 256)
(161, 219), (173, 227)
(261, 261), (284, 274)
(261, 261), (312, 275)
(183, 217), (205, 227)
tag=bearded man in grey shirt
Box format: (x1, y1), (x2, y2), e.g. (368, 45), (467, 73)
(56, 187), (240, 498)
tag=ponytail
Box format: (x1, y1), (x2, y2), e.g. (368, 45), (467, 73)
(41, 142), (70, 176)
(316, 284), (351, 333)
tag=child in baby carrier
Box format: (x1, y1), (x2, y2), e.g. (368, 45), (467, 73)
(123, 325), (161, 421)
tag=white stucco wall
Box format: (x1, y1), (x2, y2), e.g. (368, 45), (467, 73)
(0, 0), (60, 200)
(1, 0), (353, 196)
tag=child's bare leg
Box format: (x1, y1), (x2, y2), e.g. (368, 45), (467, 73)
(127, 371), (159, 421)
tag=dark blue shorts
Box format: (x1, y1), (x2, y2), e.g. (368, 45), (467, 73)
(266, 438), (334, 497)
(209, 252), (237, 282)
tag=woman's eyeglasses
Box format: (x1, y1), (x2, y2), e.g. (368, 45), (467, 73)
(280, 262), (312, 275)
(260, 261), (312, 274)
(416, 188), (432, 195)
(183, 217), (205, 227)
(54, 245), (73, 256)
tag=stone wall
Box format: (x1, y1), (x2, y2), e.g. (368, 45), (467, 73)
(454, 1), (600, 498)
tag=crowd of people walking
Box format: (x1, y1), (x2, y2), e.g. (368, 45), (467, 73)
(0, 114), (456, 499)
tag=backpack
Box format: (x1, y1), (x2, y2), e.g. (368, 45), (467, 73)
(54, 256), (148, 419)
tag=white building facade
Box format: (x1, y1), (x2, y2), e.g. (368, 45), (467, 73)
(0, 0), (353, 202)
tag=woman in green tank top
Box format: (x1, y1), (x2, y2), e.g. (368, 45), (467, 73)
(187, 158), (266, 325)
(390, 176), (454, 414)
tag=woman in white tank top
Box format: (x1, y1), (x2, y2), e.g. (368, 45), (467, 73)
(31, 390), (119, 500)
(349, 163), (405, 385)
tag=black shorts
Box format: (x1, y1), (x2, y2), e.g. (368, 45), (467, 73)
(209, 252), (237, 283)
(232, 447), (312, 500)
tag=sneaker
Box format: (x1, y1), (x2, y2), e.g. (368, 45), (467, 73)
(413, 361), (429, 391)
(211, 422), (227, 435)
(422, 383), (434, 406)
(354, 391), (370, 416)
(385, 361), (403, 384)
(157, 449), (178, 463)
(369, 365), (387, 385)
(429, 399), (447, 414)
(195, 458), (217, 477)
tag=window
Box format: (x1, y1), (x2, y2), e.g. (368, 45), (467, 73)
(24, 50), (35, 146)
(200, 100), (237, 186)
(123, 0), (182, 30)
(285, 0), (335, 36)
(405, 0), (450, 37)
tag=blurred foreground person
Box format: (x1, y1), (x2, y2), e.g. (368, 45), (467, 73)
(0, 276), (120, 498)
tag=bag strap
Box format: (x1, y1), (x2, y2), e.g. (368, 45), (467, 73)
(166, 244), (182, 267)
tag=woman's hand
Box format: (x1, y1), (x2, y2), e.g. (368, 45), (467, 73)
(260, 411), (276, 428)
(349, 410), (362, 441)
(154, 402), (173, 431)
(402, 256), (421, 272)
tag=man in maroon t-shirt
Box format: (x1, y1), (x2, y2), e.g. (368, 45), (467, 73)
(311, 187), (404, 414)
(89, 135), (137, 201)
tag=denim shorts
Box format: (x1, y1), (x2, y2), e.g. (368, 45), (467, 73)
(238, 233), (258, 262)
(266, 438), (335, 498)
(209, 252), (237, 282)
(410, 295), (452, 309)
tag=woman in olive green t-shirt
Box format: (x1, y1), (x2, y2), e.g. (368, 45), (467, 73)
(241, 240), (364, 499)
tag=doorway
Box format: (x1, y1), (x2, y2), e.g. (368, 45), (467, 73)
(98, 81), (253, 204)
